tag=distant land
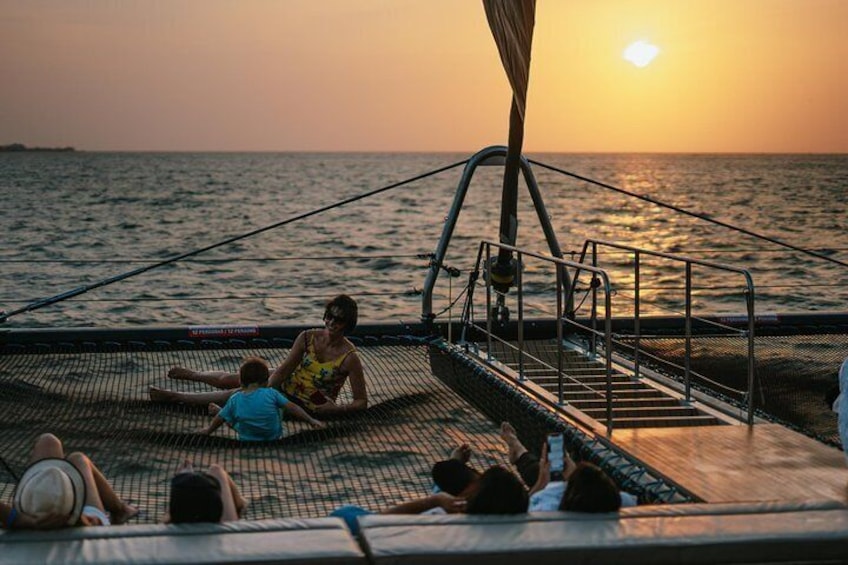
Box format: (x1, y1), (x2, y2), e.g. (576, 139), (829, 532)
(0, 143), (75, 152)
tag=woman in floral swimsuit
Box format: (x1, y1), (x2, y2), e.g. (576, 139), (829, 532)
(149, 294), (367, 416)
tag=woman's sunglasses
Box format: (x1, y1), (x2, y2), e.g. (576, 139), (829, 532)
(324, 312), (346, 324)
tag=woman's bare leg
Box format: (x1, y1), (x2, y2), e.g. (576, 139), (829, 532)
(499, 422), (528, 464)
(168, 367), (240, 389)
(206, 464), (247, 522)
(84, 456), (139, 524)
(149, 387), (236, 406)
(28, 433), (64, 463)
(65, 452), (106, 521)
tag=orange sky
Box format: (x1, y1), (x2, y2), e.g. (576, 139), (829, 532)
(2, 0), (846, 153)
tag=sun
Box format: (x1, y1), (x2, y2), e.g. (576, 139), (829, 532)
(623, 40), (660, 68)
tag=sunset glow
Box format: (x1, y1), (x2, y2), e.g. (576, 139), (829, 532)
(1, 0), (846, 153)
(623, 41), (660, 67)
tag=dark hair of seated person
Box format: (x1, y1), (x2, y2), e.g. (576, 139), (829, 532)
(169, 472), (224, 523)
(239, 356), (270, 387)
(325, 294), (358, 333)
(559, 462), (621, 513)
(465, 465), (528, 515)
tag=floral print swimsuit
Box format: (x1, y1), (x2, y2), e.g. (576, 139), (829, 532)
(282, 330), (356, 411)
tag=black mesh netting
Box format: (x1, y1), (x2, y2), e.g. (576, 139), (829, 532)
(0, 338), (583, 524)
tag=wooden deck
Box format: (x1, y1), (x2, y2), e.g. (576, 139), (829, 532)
(611, 423), (848, 504)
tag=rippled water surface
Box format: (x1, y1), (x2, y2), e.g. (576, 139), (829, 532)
(2, 152), (846, 328)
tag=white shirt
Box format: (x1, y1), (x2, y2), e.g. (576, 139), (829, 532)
(529, 481), (638, 512)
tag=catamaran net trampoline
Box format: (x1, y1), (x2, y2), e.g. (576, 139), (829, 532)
(0, 334), (687, 524)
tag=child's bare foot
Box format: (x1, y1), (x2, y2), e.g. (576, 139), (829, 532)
(168, 366), (196, 380)
(149, 386), (178, 403)
(208, 403), (221, 417)
(500, 422), (528, 464)
(111, 503), (140, 525)
(449, 444), (472, 463)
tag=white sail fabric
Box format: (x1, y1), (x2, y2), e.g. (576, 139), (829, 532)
(483, 0), (536, 121)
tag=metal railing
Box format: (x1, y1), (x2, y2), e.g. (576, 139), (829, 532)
(576, 239), (757, 424)
(460, 240), (617, 434)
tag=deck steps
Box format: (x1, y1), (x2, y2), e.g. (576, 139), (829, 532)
(482, 341), (725, 429)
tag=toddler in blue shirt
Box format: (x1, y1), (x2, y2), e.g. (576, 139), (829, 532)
(201, 357), (325, 441)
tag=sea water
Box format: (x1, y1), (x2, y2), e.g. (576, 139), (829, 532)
(1, 151), (846, 328)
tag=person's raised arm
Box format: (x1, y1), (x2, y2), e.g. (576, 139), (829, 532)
(269, 331), (307, 390)
(312, 352), (367, 415)
(529, 441), (551, 496)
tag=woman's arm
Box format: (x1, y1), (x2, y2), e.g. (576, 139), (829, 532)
(381, 492), (464, 515)
(312, 352), (367, 415)
(269, 331), (308, 390)
(1, 501), (68, 530)
(529, 441), (551, 496)
(285, 401), (326, 429)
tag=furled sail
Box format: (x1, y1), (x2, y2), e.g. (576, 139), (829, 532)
(483, 0), (536, 292)
(483, 0), (535, 122)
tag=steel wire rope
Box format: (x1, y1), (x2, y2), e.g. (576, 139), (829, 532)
(0, 159), (469, 323)
(0, 253), (432, 264)
(529, 158), (848, 270)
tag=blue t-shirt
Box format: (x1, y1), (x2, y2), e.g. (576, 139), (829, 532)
(218, 387), (290, 441)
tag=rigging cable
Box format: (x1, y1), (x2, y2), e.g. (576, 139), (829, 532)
(529, 158), (848, 270)
(0, 159), (468, 323)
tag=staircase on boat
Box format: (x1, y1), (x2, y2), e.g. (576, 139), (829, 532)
(480, 339), (727, 429)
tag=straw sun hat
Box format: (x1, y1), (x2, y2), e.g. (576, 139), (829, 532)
(13, 458), (86, 525)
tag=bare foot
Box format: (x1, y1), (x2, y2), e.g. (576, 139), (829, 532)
(168, 366), (196, 380)
(500, 422), (528, 464)
(450, 444), (472, 463)
(111, 503), (140, 525)
(208, 402), (221, 417)
(149, 386), (177, 403)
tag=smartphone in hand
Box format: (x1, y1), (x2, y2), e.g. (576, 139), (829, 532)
(547, 433), (565, 481)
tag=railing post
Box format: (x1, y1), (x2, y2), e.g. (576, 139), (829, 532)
(746, 285), (756, 425)
(556, 263), (564, 405)
(604, 275), (613, 436)
(517, 251), (525, 381)
(684, 261), (692, 403)
(634, 250), (641, 380)
(485, 244), (493, 360)
(590, 241), (598, 357)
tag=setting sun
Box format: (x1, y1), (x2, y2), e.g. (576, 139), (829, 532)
(623, 40), (660, 67)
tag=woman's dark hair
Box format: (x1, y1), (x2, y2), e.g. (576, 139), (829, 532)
(169, 472), (223, 523)
(239, 356), (270, 386)
(325, 294), (358, 334)
(558, 462), (621, 513)
(466, 465), (528, 515)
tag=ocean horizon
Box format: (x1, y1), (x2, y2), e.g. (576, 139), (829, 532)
(2, 151), (846, 328)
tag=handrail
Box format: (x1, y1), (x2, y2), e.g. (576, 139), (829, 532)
(462, 239), (617, 435)
(421, 146), (572, 329)
(576, 238), (757, 424)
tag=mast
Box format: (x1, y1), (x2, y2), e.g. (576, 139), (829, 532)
(483, 0), (536, 313)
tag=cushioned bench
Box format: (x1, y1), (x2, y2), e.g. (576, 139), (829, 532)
(0, 517), (366, 565)
(357, 500), (848, 565)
